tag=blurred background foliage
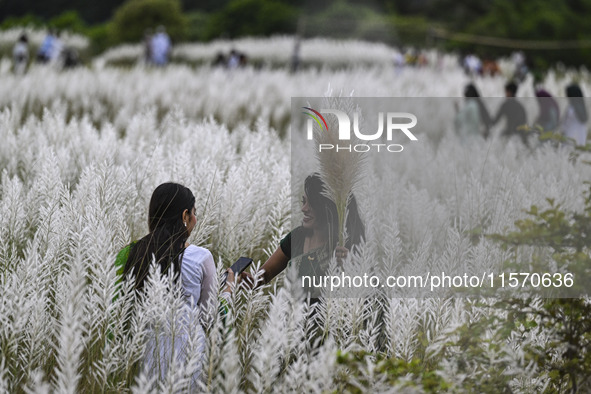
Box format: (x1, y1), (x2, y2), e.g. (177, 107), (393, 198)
(2, 0), (591, 68)
(110, 0), (188, 43)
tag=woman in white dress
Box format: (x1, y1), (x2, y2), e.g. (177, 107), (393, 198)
(122, 182), (234, 385)
(454, 83), (491, 139)
(562, 84), (588, 146)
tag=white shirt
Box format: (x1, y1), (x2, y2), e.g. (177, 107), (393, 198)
(144, 244), (222, 386)
(455, 99), (482, 138)
(150, 33), (171, 65)
(13, 42), (28, 62)
(180, 244), (217, 311)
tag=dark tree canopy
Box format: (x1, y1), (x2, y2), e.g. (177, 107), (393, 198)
(2, 0), (591, 68)
(0, 0), (126, 24)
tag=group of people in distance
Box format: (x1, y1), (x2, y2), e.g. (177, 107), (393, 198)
(462, 51), (527, 80)
(119, 175), (365, 383)
(212, 49), (249, 69)
(12, 29), (80, 75)
(455, 81), (588, 146)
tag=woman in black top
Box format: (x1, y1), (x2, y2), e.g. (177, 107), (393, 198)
(254, 174), (365, 286)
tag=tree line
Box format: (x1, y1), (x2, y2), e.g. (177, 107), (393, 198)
(2, 0), (591, 68)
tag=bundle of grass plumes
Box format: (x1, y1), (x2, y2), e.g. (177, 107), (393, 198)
(312, 96), (366, 247)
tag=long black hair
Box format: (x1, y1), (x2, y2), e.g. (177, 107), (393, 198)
(566, 83), (588, 123)
(304, 174), (365, 254)
(124, 182), (195, 291)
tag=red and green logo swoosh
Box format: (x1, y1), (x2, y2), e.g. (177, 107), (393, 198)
(302, 107), (328, 131)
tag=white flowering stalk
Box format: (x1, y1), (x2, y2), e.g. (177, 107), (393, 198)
(1, 51), (591, 392)
(52, 231), (88, 394)
(313, 97), (366, 247)
(249, 264), (307, 391)
(102, 36), (407, 68)
(0, 358), (9, 393)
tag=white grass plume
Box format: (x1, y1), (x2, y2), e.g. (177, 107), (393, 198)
(51, 232), (88, 394)
(313, 96), (366, 247)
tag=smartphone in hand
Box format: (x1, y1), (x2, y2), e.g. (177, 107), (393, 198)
(222, 257), (253, 285)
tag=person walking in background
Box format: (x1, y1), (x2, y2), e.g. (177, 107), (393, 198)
(150, 26), (171, 66)
(290, 39), (301, 73)
(454, 83), (491, 139)
(38, 29), (63, 66)
(511, 51), (528, 82)
(50, 31), (63, 65)
(238, 52), (248, 67)
(62, 47), (80, 69)
(12, 33), (29, 75)
(562, 83), (588, 146)
(482, 58), (500, 77)
(534, 88), (560, 132)
(37, 28), (56, 63)
(393, 48), (405, 74)
(212, 52), (226, 68)
(227, 49), (240, 69)
(491, 81), (527, 143)
(463, 54), (482, 76)
(416, 51), (428, 67)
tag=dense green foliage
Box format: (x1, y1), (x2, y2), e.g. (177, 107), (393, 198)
(185, 12), (210, 42)
(0, 0), (125, 25)
(486, 145), (591, 392)
(0, 11), (86, 33)
(454, 0), (591, 69)
(110, 0), (187, 44)
(303, 2), (394, 43)
(336, 351), (451, 392)
(3, 0), (591, 67)
(203, 0), (297, 40)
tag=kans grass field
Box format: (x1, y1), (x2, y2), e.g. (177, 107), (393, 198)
(1, 36), (591, 393)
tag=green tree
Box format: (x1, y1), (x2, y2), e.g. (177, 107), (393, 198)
(0, 0), (126, 25)
(49, 10), (86, 33)
(204, 0), (297, 40)
(301, 1), (395, 43)
(0, 14), (44, 29)
(426, 0), (492, 30)
(455, 0), (591, 69)
(185, 11), (210, 42)
(110, 0), (188, 44)
(180, 0), (231, 13)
